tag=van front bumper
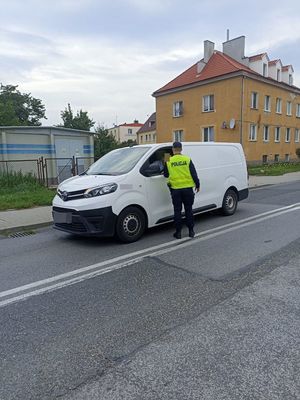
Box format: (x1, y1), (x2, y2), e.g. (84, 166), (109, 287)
(52, 206), (117, 236)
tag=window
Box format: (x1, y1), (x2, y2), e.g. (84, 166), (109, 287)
(287, 101), (292, 116)
(285, 127), (291, 142)
(263, 125), (269, 142)
(275, 127), (280, 142)
(145, 134), (148, 142)
(251, 92), (258, 109)
(203, 95), (214, 112)
(173, 101), (183, 117)
(202, 127), (214, 142)
(289, 74), (293, 85)
(263, 63), (267, 77)
(173, 130), (183, 141)
(264, 95), (271, 112)
(262, 155), (268, 164)
(276, 98), (282, 113)
(296, 104), (300, 118)
(276, 69), (281, 81)
(295, 129), (300, 143)
(274, 154), (280, 162)
(285, 154), (290, 162)
(249, 124), (257, 141)
(128, 129), (132, 135)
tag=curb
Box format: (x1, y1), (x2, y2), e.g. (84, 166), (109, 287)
(0, 221), (53, 236)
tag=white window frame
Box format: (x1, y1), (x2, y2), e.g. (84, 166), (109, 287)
(276, 98), (282, 114)
(263, 125), (270, 142)
(202, 95), (214, 112)
(274, 154), (280, 163)
(249, 124), (257, 141)
(173, 130), (183, 141)
(287, 101), (292, 116)
(275, 127), (280, 143)
(128, 128), (132, 135)
(285, 127), (291, 142)
(264, 95), (271, 112)
(295, 129), (300, 143)
(276, 69), (281, 81)
(262, 154), (268, 164)
(263, 63), (268, 77)
(296, 104), (300, 118)
(285, 154), (290, 162)
(251, 92), (258, 109)
(202, 126), (214, 142)
(173, 101), (183, 117)
(289, 74), (293, 85)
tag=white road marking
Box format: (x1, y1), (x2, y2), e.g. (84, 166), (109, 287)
(0, 203), (299, 308)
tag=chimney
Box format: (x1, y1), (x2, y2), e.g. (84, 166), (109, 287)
(197, 40), (215, 73)
(204, 40), (215, 63)
(222, 36), (247, 65)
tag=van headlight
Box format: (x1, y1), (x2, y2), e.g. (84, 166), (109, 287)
(84, 183), (118, 198)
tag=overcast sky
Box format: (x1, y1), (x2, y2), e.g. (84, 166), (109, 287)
(1, 0), (300, 128)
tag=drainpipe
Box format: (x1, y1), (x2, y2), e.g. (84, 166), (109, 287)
(240, 75), (245, 145)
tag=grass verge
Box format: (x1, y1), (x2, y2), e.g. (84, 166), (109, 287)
(0, 172), (55, 211)
(248, 162), (300, 176)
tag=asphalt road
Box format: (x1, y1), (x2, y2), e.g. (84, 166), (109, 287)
(0, 181), (300, 399)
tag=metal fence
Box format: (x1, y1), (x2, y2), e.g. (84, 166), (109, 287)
(0, 156), (95, 187)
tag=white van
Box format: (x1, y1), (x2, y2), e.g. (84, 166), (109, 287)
(52, 142), (249, 242)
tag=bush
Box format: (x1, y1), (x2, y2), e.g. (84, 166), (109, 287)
(296, 148), (300, 159)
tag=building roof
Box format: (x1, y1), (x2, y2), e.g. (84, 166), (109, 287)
(268, 59), (281, 66)
(153, 50), (299, 96)
(0, 125), (94, 134)
(282, 65), (294, 72)
(137, 113), (156, 134)
(119, 122), (143, 127)
(153, 51), (255, 95)
(248, 53), (269, 62)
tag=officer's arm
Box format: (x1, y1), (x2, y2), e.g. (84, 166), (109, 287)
(163, 164), (169, 178)
(189, 161), (200, 189)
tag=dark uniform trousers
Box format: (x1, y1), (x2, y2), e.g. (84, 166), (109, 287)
(170, 187), (195, 232)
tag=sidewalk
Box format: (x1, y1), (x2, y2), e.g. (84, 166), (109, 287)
(1, 172), (300, 234)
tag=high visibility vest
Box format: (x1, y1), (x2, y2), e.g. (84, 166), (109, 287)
(167, 154), (195, 189)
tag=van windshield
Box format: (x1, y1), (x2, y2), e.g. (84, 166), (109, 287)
(86, 147), (150, 176)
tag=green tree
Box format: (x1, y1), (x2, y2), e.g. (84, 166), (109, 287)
(60, 103), (95, 131)
(0, 84), (46, 126)
(94, 125), (119, 159)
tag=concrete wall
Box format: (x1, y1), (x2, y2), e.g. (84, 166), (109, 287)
(0, 127), (94, 182)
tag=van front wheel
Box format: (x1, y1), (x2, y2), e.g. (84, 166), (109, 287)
(221, 189), (238, 216)
(116, 206), (146, 243)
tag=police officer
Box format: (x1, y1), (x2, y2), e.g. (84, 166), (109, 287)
(164, 141), (200, 239)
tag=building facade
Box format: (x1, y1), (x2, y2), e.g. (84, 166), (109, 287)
(136, 113), (156, 144)
(108, 121), (143, 143)
(153, 36), (300, 164)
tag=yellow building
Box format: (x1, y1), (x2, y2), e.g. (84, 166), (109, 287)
(153, 36), (300, 164)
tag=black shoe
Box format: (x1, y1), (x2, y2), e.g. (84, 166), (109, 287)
(173, 231), (182, 239)
(189, 229), (195, 238)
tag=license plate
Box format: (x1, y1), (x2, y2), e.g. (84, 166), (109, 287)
(53, 211), (72, 224)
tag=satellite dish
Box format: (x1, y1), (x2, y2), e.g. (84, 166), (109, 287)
(229, 118), (235, 129)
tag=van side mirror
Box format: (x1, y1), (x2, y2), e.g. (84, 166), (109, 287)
(143, 163), (162, 176)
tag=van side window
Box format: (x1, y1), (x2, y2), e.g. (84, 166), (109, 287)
(140, 147), (172, 177)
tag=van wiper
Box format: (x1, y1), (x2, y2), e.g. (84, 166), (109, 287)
(93, 172), (114, 176)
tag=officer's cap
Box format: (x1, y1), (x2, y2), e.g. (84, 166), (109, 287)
(172, 141), (182, 149)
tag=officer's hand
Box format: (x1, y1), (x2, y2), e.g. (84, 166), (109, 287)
(195, 187), (200, 193)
